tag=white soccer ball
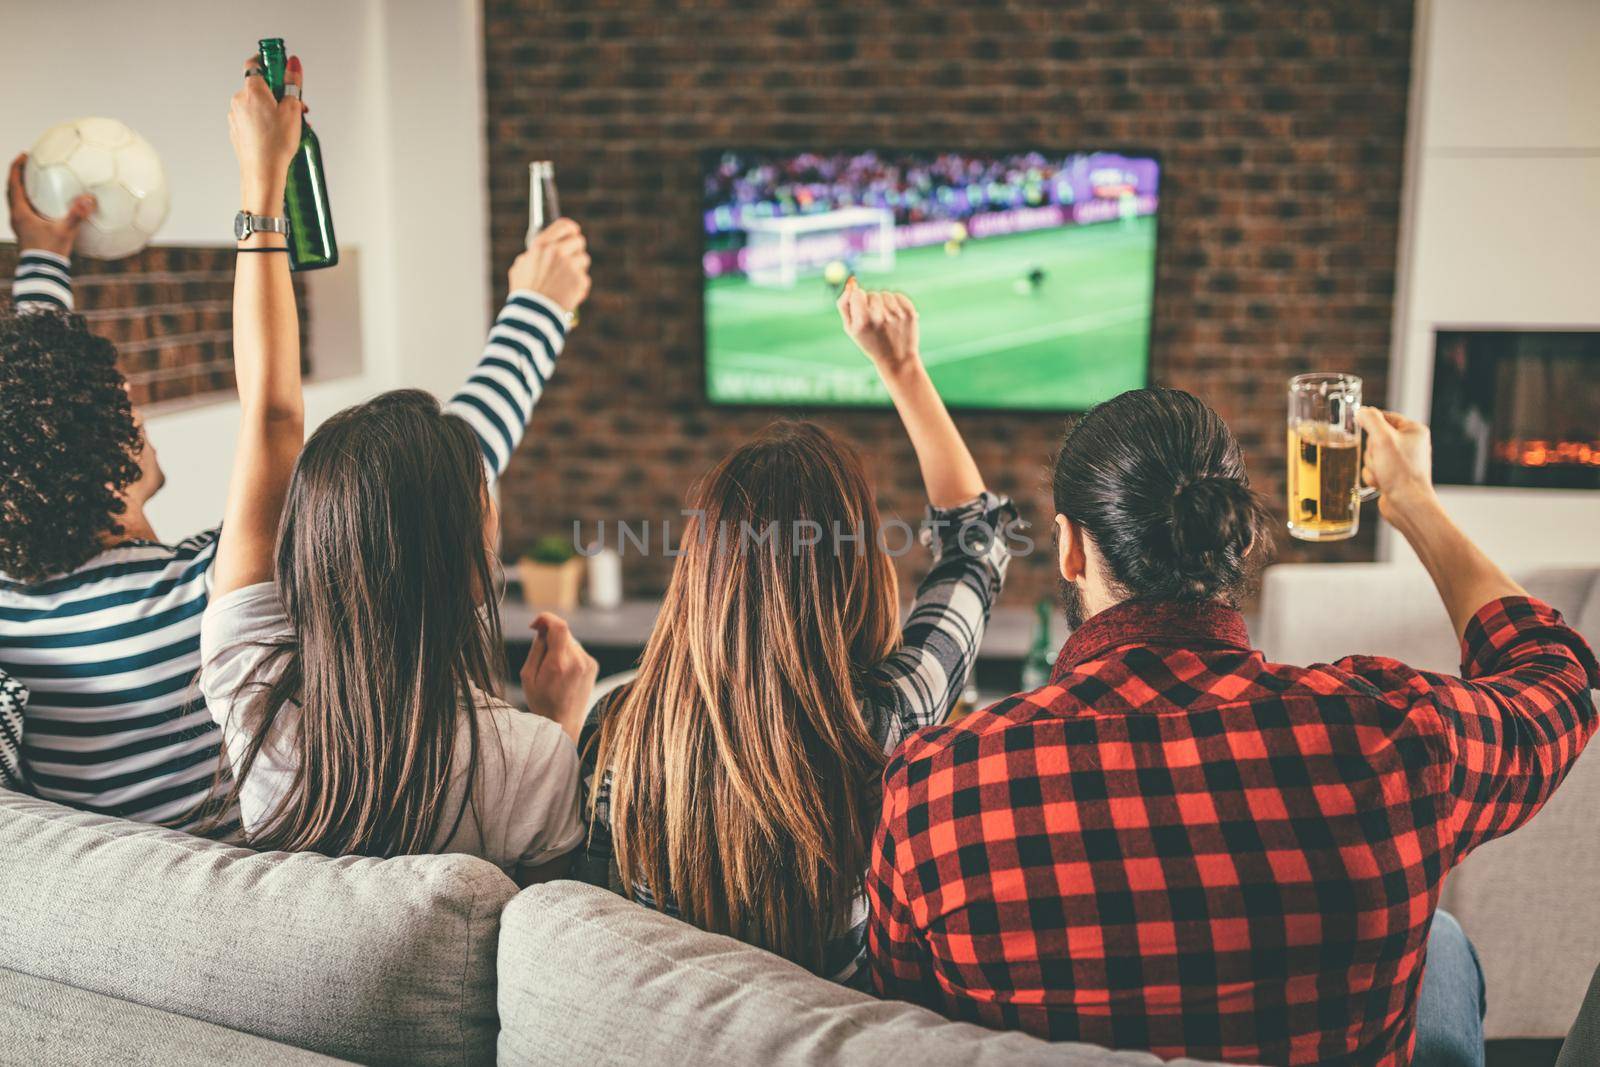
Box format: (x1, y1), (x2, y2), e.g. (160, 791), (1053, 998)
(22, 118), (169, 260)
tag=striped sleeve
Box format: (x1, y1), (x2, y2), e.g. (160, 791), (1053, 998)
(11, 249), (74, 312)
(444, 289), (569, 483)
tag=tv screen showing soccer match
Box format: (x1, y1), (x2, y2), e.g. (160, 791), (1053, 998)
(702, 149), (1160, 410)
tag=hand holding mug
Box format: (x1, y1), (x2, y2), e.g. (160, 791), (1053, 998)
(1356, 407), (1435, 519)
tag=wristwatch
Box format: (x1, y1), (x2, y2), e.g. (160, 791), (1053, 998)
(233, 210), (290, 242)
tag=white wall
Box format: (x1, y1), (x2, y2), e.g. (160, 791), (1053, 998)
(1384, 0), (1600, 565)
(0, 0), (490, 538)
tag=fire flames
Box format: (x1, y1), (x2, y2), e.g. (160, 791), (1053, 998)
(1493, 439), (1600, 468)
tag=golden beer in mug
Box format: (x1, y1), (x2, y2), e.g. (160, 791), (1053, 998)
(1286, 373), (1378, 541)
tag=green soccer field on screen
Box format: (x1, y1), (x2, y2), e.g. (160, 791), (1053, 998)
(701, 149), (1160, 411)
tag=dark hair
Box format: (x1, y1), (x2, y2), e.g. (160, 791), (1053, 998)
(207, 389), (501, 856)
(0, 307), (141, 582)
(1052, 388), (1270, 603)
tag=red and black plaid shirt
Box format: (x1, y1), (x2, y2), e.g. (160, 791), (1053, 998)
(868, 596), (1599, 1066)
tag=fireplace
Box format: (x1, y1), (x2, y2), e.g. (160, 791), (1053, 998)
(1429, 330), (1600, 490)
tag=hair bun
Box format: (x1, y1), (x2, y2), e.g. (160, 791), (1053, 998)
(1167, 477), (1257, 595)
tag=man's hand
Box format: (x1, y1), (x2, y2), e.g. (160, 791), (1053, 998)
(7, 153), (95, 258)
(508, 218), (591, 315)
(520, 612), (599, 743)
(1357, 406), (1435, 520)
(229, 53), (304, 216)
(837, 278), (922, 381)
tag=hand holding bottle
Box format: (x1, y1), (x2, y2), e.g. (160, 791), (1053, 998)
(230, 53), (305, 214)
(508, 218), (591, 316)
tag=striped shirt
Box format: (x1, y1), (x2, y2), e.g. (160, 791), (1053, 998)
(1, 250), (567, 824)
(576, 491), (1018, 987)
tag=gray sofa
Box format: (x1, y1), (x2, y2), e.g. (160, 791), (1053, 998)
(1255, 563), (1600, 1042)
(7, 565), (1591, 1064)
(0, 790), (1229, 1066)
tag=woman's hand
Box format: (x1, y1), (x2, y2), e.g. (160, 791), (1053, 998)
(229, 53), (304, 215)
(6, 153), (95, 258)
(837, 278), (921, 382)
(1356, 407), (1436, 520)
(838, 278), (983, 507)
(521, 612), (599, 743)
(508, 218), (591, 315)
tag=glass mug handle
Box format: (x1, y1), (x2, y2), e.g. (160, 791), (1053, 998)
(1355, 411), (1380, 502)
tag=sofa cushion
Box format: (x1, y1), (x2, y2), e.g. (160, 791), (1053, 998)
(0, 792), (517, 1066)
(0, 966), (351, 1066)
(496, 880), (1234, 1067)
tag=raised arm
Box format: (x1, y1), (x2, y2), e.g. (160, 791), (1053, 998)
(445, 220), (590, 483)
(210, 55), (308, 599)
(838, 282), (1013, 741)
(1354, 407), (1599, 855)
(7, 153), (95, 311)
(1357, 407), (1526, 638)
(837, 277), (983, 507)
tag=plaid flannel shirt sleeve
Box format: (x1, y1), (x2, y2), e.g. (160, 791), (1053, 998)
(867, 745), (942, 1005)
(1440, 596), (1600, 856)
(1346, 596), (1599, 861)
(572, 691), (620, 891)
(867, 492), (1017, 751)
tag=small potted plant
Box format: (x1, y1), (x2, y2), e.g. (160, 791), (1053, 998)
(516, 535), (584, 610)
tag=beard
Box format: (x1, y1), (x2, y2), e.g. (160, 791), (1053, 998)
(1058, 576), (1087, 631)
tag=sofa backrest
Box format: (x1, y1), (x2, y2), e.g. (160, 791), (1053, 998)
(0, 792), (517, 1066)
(1256, 563), (1600, 673)
(496, 880), (1232, 1067)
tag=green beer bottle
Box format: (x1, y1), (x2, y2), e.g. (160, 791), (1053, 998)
(1019, 598), (1055, 691)
(258, 38), (338, 271)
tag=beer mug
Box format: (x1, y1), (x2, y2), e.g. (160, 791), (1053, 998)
(1286, 373), (1378, 541)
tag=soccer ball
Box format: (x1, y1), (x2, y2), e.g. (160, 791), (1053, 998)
(23, 118), (169, 260)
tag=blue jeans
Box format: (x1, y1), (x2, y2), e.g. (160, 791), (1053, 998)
(1414, 909), (1486, 1067)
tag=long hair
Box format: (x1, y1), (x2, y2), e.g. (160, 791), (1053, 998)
(596, 420), (900, 972)
(1053, 388), (1271, 604)
(210, 390), (502, 856)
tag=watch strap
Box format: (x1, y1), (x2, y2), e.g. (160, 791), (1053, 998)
(245, 213), (290, 235)
(235, 210), (291, 241)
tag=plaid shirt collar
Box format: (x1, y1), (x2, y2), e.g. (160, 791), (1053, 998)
(1052, 597), (1252, 679)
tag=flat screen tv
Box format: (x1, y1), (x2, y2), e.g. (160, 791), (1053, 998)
(702, 148), (1160, 410)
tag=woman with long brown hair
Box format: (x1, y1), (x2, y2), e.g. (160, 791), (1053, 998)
(197, 56), (598, 882)
(568, 280), (1017, 983)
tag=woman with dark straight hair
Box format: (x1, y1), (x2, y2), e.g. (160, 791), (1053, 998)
(870, 387), (1598, 1066)
(571, 280), (1018, 985)
(198, 56), (598, 882)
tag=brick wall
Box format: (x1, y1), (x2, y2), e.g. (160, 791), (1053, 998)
(482, 0), (1414, 605)
(1, 244), (310, 407)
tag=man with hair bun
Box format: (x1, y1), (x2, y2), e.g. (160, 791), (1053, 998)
(868, 387), (1598, 1067)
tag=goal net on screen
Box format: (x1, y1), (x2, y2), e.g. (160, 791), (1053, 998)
(742, 207), (896, 288)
